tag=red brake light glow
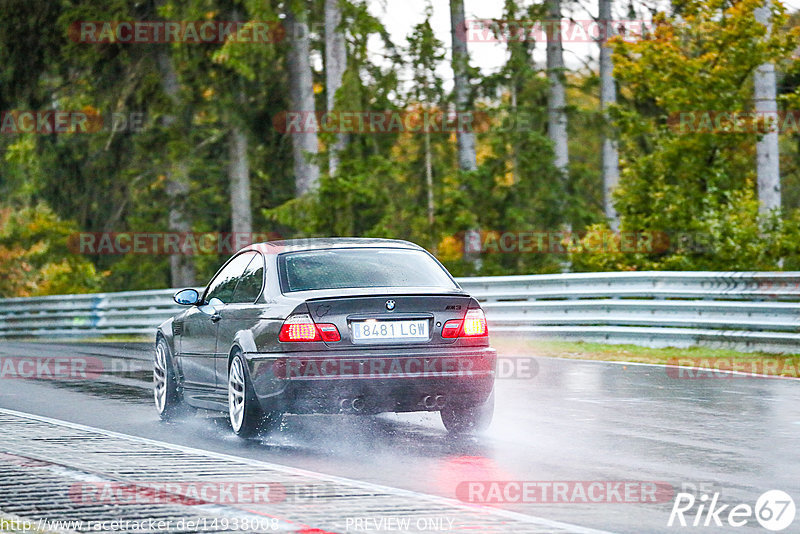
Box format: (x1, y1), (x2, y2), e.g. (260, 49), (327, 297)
(462, 308), (487, 336)
(280, 315), (320, 341)
(442, 309), (488, 338)
(279, 314), (340, 342)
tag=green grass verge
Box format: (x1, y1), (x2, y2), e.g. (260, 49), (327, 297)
(491, 336), (800, 378)
(69, 335), (151, 343)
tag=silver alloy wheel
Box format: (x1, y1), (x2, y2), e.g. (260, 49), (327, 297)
(153, 342), (167, 414)
(228, 357), (246, 432)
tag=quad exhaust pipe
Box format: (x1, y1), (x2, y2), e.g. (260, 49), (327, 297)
(423, 395), (446, 409)
(339, 397), (366, 412)
(341, 395), (442, 411)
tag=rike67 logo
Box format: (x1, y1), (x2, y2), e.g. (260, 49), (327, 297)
(668, 490), (796, 531)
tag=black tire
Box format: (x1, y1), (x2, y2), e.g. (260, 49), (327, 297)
(154, 336), (184, 420)
(228, 352), (281, 438)
(440, 390), (494, 434)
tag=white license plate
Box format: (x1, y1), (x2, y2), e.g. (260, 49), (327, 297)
(351, 320), (429, 342)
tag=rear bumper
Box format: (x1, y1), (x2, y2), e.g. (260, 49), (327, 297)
(244, 346), (496, 414)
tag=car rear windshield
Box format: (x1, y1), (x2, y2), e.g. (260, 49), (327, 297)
(278, 248), (458, 292)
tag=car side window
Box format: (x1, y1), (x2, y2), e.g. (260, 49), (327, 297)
(231, 253), (265, 303)
(205, 252), (256, 304)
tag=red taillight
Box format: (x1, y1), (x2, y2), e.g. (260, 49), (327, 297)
(279, 314), (340, 342)
(441, 309), (488, 338)
(462, 308), (487, 336)
(317, 324), (341, 342)
(442, 320), (462, 338)
(279, 315), (320, 341)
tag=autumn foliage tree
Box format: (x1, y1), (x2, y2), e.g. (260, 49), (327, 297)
(571, 0), (800, 271)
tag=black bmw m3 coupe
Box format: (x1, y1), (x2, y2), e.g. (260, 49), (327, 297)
(154, 238), (496, 437)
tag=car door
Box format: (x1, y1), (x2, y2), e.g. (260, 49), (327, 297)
(180, 252), (256, 390)
(214, 252), (266, 385)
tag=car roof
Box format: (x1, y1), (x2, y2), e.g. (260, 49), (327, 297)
(241, 237), (425, 255)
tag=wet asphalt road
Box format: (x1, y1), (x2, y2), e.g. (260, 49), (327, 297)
(0, 340), (798, 534)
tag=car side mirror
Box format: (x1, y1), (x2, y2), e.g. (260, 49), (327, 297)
(199, 297), (223, 316)
(174, 288), (200, 306)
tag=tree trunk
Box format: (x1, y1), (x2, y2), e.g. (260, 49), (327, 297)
(229, 125), (252, 236)
(227, 8), (252, 238)
(156, 48), (195, 287)
(450, 0), (478, 267)
(546, 0), (569, 175)
(324, 0), (347, 176)
(754, 1), (781, 214)
(285, 3), (320, 195)
(599, 0), (620, 230)
(449, 0), (477, 172)
(510, 85), (520, 185)
(424, 129), (435, 249)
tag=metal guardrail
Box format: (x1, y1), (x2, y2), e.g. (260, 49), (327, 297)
(1, 272), (798, 353)
(0, 289), (182, 338)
